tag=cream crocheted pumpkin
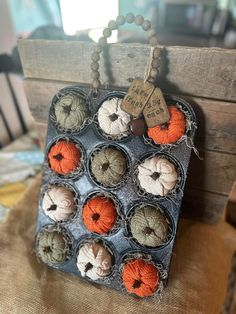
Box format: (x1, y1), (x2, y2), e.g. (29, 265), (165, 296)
(130, 205), (169, 247)
(42, 186), (77, 221)
(76, 242), (112, 280)
(137, 157), (178, 196)
(54, 93), (88, 130)
(97, 97), (131, 138)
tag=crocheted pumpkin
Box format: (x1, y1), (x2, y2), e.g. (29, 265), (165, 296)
(130, 205), (169, 247)
(97, 97), (131, 138)
(42, 186), (77, 221)
(147, 106), (186, 144)
(91, 147), (127, 186)
(48, 140), (81, 175)
(82, 195), (117, 234)
(122, 259), (159, 297)
(54, 93), (88, 130)
(37, 228), (71, 265)
(137, 157), (178, 196)
(76, 242), (113, 280)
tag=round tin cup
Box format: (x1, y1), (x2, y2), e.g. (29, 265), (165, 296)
(45, 135), (86, 181)
(124, 201), (175, 251)
(133, 151), (185, 201)
(50, 86), (91, 135)
(35, 224), (73, 267)
(40, 180), (80, 224)
(87, 143), (131, 191)
(143, 95), (197, 150)
(118, 250), (167, 298)
(93, 91), (132, 142)
(81, 190), (124, 237)
(74, 234), (118, 283)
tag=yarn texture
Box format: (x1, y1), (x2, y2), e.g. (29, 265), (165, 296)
(97, 97), (131, 138)
(37, 228), (71, 265)
(137, 157), (178, 196)
(54, 93), (88, 130)
(42, 186), (77, 221)
(82, 195), (117, 234)
(77, 242), (112, 280)
(130, 206), (168, 247)
(147, 106), (186, 144)
(91, 147), (127, 186)
(48, 140), (81, 175)
(122, 259), (159, 297)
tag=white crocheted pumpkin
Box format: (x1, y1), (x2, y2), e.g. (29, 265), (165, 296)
(42, 186), (77, 221)
(137, 157), (178, 196)
(97, 97), (131, 138)
(76, 242), (112, 280)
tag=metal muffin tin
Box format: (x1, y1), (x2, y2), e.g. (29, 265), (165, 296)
(35, 85), (197, 297)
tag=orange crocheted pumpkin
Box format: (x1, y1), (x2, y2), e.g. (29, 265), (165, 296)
(147, 106), (186, 144)
(122, 259), (159, 297)
(48, 140), (81, 175)
(82, 196), (117, 234)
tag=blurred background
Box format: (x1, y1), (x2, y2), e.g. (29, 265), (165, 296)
(0, 0), (236, 218)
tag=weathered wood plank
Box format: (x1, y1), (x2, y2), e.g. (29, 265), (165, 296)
(23, 78), (236, 154)
(18, 39), (236, 102)
(182, 189), (227, 224)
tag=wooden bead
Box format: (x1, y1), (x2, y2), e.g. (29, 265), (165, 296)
(150, 68), (158, 79)
(108, 20), (117, 30)
(103, 28), (112, 38)
(116, 15), (125, 25)
(95, 45), (103, 53)
(98, 37), (107, 47)
(149, 36), (158, 47)
(142, 20), (151, 31)
(91, 61), (99, 71)
(126, 13), (135, 23)
(153, 47), (161, 59)
(151, 59), (160, 69)
(92, 79), (100, 89)
(91, 71), (100, 80)
(129, 118), (147, 136)
(148, 28), (156, 38)
(135, 15), (144, 26)
(91, 51), (100, 61)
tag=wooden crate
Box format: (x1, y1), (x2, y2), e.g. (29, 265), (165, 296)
(18, 39), (236, 224)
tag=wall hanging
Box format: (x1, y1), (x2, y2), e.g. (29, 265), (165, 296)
(35, 13), (197, 298)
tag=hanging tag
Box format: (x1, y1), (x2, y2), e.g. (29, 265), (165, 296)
(121, 79), (155, 117)
(143, 87), (170, 128)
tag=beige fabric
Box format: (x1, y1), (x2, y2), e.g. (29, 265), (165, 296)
(0, 175), (235, 314)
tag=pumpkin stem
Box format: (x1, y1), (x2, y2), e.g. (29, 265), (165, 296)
(132, 279), (142, 289)
(150, 172), (160, 180)
(47, 204), (57, 211)
(109, 113), (118, 122)
(63, 105), (72, 114)
(43, 246), (52, 253)
(160, 122), (169, 130)
(85, 262), (93, 273)
(53, 153), (64, 161)
(92, 213), (100, 221)
(143, 226), (154, 235)
(101, 162), (109, 171)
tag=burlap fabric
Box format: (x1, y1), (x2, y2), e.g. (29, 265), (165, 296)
(0, 175), (235, 314)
